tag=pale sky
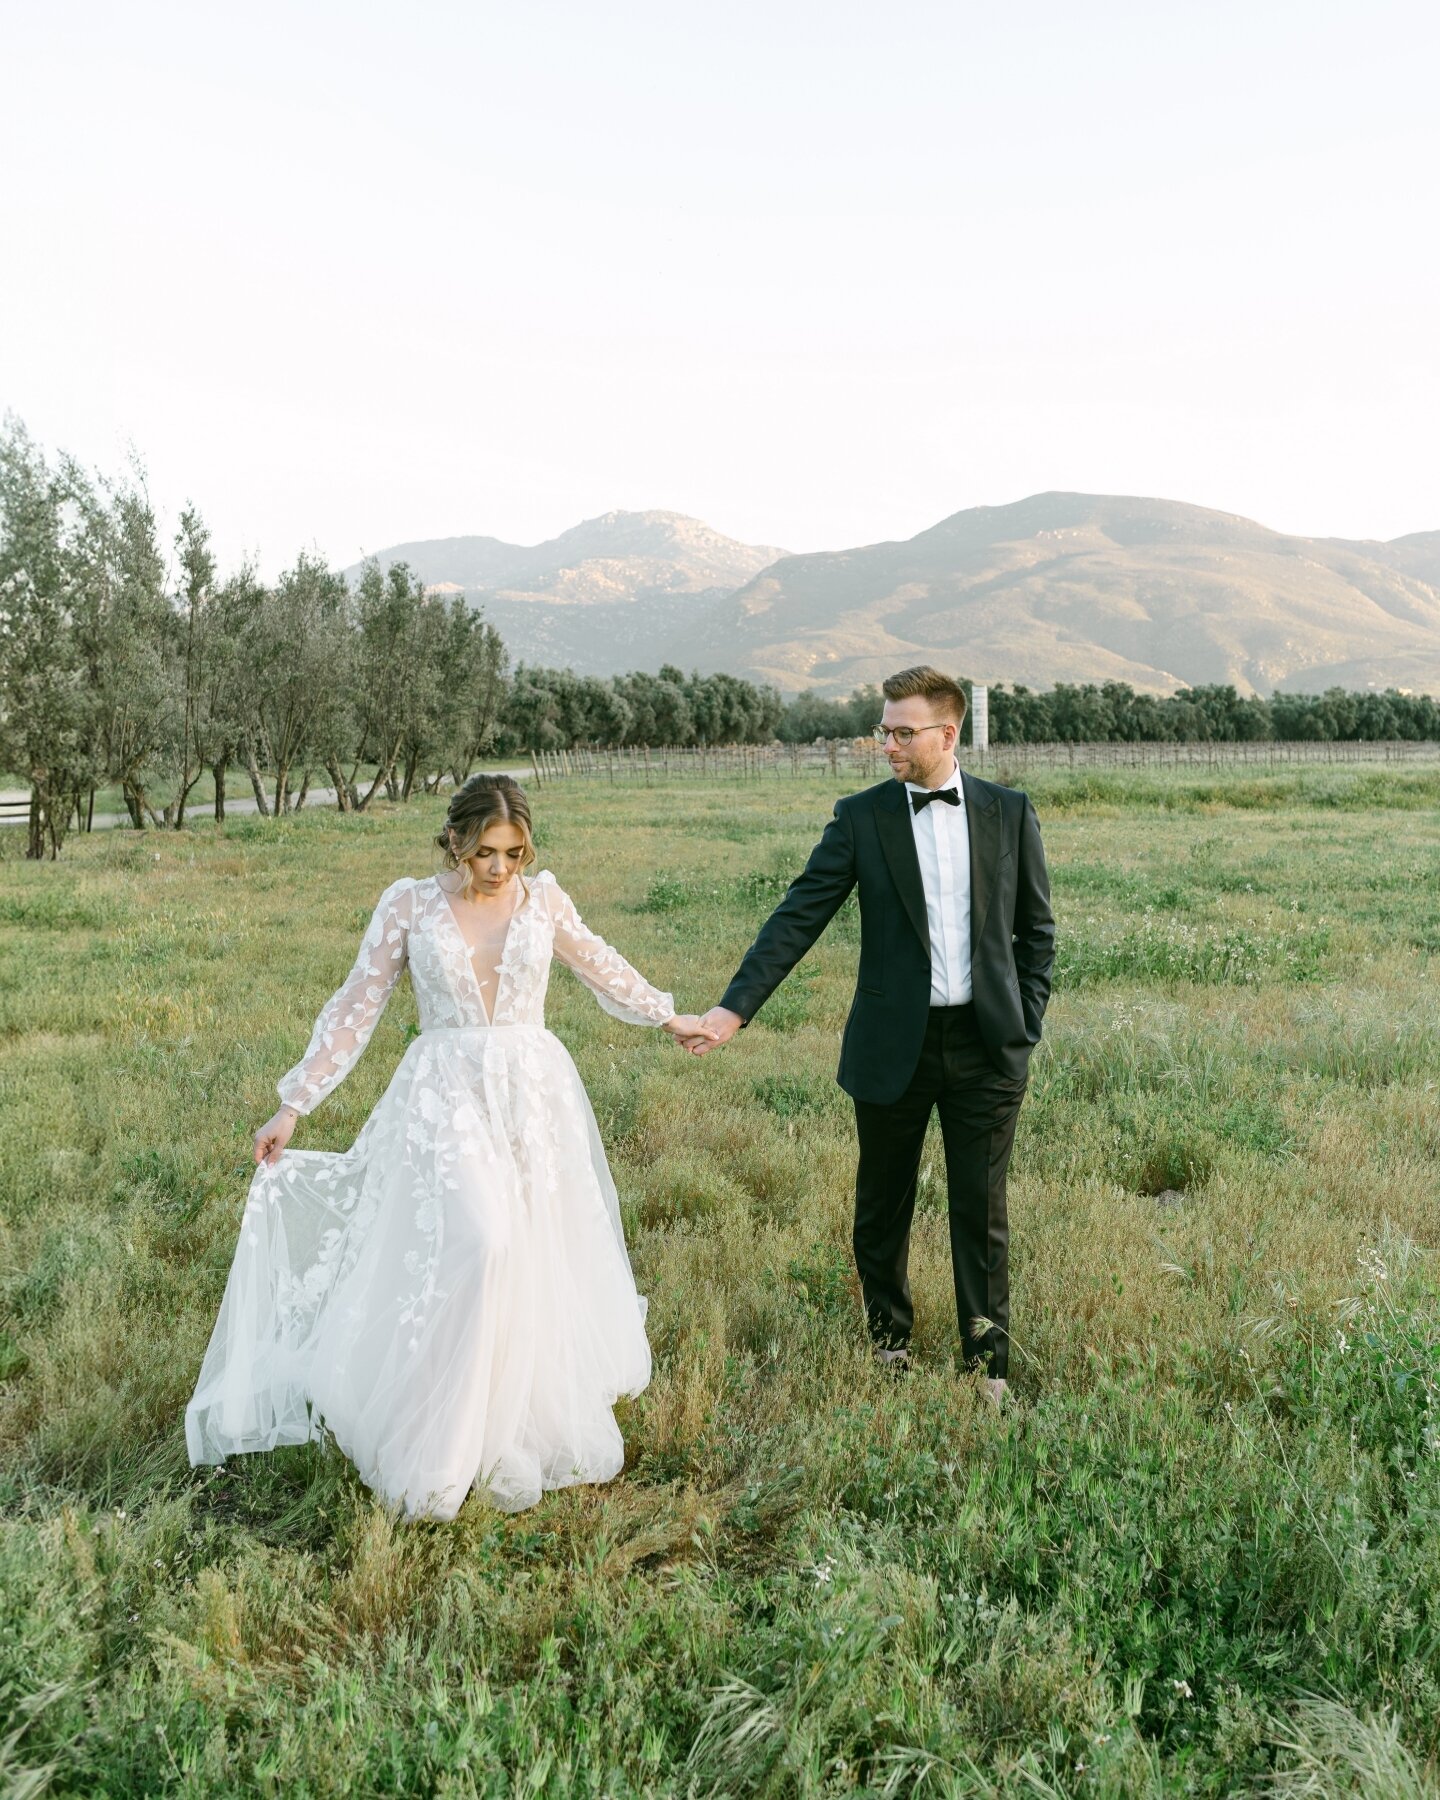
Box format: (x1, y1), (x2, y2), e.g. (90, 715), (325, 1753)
(3, 0), (1437, 577)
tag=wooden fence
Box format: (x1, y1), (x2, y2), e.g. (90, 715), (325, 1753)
(527, 738), (1440, 785)
(528, 742), (885, 784)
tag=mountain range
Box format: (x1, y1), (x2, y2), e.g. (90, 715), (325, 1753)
(347, 496), (1440, 697)
(347, 512), (786, 673)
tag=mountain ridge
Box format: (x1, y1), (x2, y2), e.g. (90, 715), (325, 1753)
(347, 509), (787, 605)
(351, 496), (1440, 697)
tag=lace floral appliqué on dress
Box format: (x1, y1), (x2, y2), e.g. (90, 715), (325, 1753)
(185, 872), (673, 1519)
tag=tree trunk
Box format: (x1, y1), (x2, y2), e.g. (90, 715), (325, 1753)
(356, 750), (397, 811)
(325, 757), (354, 812)
(241, 740), (271, 816)
(294, 767), (311, 811)
(121, 780), (147, 830)
(173, 769), (202, 828)
(27, 778), (70, 860)
(213, 758), (228, 823)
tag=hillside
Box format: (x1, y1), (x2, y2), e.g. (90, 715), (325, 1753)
(1338, 529), (1440, 591)
(347, 511), (786, 671)
(356, 495), (1440, 696)
(669, 494), (1440, 696)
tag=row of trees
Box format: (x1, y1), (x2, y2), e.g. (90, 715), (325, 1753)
(984, 680), (1440, 744)
(493, 672), (1440, 750)
(0, 422), (813, 858)
(498, 665), (787, 752)
(0, 423), (505, 857)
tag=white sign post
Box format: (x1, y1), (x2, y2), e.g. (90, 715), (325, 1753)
(970, 684), (989, 755)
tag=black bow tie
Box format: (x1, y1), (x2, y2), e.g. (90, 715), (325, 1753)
(911, 786), (960, 813)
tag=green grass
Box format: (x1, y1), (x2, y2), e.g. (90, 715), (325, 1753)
(2, 767), (1440, 1796)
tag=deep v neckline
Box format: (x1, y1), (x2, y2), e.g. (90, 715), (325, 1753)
(436, 878), (524, 1025)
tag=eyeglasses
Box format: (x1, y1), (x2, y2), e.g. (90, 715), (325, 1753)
(871, 723), (949, 747)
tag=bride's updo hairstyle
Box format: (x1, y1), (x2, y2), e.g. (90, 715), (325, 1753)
(438, 774), (537, 901)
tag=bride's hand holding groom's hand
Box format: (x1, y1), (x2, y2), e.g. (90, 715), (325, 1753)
(663, 1014), (723, 1053)
(681, 1006), (742, 1056)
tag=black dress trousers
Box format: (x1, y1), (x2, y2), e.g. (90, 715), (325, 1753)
(851, 1003), (1027, 1377)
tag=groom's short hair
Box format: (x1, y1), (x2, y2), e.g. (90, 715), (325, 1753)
(882, 665), (968, 726)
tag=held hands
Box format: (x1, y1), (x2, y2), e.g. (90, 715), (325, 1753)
(253, 1107), (298, 1167)
(663, 1013), (723, 1053)
(681, 1005), (743, 1057)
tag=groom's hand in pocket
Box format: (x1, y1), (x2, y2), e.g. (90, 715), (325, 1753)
(685, 1006), (743, 1056)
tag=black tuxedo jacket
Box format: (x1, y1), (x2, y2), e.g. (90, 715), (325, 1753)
(719, 771), (1055, 1104)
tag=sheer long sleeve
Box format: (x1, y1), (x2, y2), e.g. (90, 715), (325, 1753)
(276, 878), (416, 1115)
(541, 875), (675, 1026)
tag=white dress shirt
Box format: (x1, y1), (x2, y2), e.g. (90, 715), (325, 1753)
(904, 758), (973, 1005)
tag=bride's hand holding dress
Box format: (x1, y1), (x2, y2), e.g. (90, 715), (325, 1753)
(253, 1106), (297, 1167)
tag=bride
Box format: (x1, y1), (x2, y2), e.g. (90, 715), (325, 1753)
(185, 774), (714, 1519)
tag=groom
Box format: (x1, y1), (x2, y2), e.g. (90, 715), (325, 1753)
(692, 666), (1054, 1395)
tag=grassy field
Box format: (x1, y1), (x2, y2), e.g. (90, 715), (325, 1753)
(3, 766), (1440, 1797)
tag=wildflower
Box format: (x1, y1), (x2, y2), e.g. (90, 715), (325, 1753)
(1336, 1331), (1349, 1353)
(1173, 1678), (1193, 1699)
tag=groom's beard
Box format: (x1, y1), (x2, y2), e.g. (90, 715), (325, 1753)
(887, 746), (949, 786)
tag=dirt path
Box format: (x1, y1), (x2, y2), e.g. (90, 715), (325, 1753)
(0, 773), (534, 834)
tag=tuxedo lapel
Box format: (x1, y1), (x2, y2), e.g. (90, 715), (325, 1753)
(963, 772), (1001, 943)
(875, 783), (930, 955)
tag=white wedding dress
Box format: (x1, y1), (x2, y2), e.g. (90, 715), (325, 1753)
(185, 871), (673, 1519)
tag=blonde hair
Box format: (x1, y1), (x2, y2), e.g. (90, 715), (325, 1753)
(437, 774), (537, 901)
(881, 664), (968, 727)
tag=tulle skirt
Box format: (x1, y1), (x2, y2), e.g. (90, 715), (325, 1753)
(185, 1026), (652, 1519)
